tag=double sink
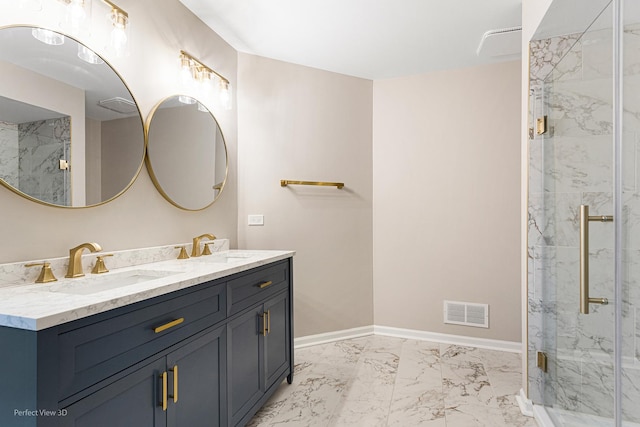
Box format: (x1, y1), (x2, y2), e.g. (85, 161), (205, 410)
(45, 252), (256, 296)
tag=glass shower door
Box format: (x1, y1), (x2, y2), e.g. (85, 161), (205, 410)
(529, 2), (618, 424)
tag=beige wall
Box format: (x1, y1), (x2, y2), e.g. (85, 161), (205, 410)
(0, 0), (238, 263)
(85, 117), (102, 205)
(237, 53), (374, 338)
(373, 61), (522, 342)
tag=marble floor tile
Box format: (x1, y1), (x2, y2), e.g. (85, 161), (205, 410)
(248, 335), (533, 427)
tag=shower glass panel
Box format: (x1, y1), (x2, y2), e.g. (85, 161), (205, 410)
(531, 0), (640, 425)
(621, 1), (640, 424)
(529, 1), (619, 425)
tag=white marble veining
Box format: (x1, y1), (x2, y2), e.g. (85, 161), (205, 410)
(248, 336), (536, 427)
(0, 239), (294, 330)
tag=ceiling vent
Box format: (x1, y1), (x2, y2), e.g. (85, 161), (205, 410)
(476, 26), (522, 58)
(97, 97), (137, 115)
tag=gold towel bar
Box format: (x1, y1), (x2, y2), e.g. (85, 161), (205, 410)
(280, 180), (344, 189)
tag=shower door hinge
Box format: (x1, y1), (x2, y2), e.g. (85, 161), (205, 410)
(537, 351), (548, 373)
(536, 116), (548, 135)
(59, 159), (69, 170)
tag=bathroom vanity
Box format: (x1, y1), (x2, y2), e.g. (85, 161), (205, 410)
(0, 248), (294, 427)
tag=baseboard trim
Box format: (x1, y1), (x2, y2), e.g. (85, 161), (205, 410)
(294, 325), (521, 353)
(374, 325), (522, 353)
(294, 326), (374, 349)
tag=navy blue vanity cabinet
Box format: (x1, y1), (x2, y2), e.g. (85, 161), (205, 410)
(60, 324), (227, 427)
(226, 259), (293, 427)
(0, 256), (293, 427)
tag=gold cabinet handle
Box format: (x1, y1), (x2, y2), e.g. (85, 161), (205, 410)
(154, 318), (185, 333)
(258, 281), (273, 289)
(170, 365), (178, 403)
(261, 312), (267, 336)
(160, 371), (168, 411)
(579, 205), (612, 314)
(266, 310), (271, 335)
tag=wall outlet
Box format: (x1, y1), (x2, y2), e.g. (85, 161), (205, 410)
(248, 214), (264, 226)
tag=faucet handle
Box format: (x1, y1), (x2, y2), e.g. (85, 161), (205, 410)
(202, 242), (215, 256)
(175, 246), (190, 259)
(25, 262), (58, 284)
(92, 254), (113, 274)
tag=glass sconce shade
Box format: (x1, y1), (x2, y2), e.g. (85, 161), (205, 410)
(32, 28), (65, 45)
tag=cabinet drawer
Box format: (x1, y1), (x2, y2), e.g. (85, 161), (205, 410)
(58, 282), (226, 401)
(227, 260), (289, 315)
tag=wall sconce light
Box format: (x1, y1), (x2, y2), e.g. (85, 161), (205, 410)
(179, 50), (232, 110)
(59, 0), (92, 37)
(102, 0), (129, 57)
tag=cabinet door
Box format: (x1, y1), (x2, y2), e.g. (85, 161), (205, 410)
(61, 357), (167, 427)
(227, 306), (264, 426)
(167, 326), (226, 427)
(264, 291), (290, 389)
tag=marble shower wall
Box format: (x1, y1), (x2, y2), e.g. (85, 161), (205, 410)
(17, 116), (70, 206)
(0, 120), (19, 188)
(528, 18), (640, 423)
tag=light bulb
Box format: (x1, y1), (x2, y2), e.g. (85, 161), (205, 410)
(200, 71), (213, 93)
(107, 8), (129, 57)
(109, 27), (128, 55)
(63, 0), (91, 35)
(219, 81), (232, 110)
(179, 56), (193, 87)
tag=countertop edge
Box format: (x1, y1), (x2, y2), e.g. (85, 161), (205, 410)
(0, 250), (295, 331)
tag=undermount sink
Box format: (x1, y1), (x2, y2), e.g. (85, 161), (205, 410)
(46, 270), (179, 295)
(190, 252), (255, 263)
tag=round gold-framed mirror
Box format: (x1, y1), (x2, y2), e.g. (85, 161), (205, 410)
(0, 25), (145, 208)
(145, 95), (228, 211)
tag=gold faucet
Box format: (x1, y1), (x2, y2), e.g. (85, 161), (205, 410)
(66, 242), (102, 278)
(191, 233), (216, 257)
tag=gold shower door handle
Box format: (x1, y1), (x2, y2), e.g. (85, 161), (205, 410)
(579, 205), (612, 314)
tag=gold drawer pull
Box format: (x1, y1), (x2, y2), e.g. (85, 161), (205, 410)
(161, 371), (168, 411)
(258, 280), (273, 289)
(154, 318), (185, 333)
(261, 312), (268, 336)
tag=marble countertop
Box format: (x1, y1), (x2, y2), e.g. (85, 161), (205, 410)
(0, 248), (294, 331)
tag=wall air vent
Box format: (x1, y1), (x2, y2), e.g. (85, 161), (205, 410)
(444, 300), (489, 328)
(97, 97), (137, 114)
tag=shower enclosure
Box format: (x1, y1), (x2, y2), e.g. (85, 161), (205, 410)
(528, 0), (640, 425)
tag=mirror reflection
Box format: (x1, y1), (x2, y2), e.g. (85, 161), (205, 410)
(146, 95), (227, 211)
(0, 26), (144, 207)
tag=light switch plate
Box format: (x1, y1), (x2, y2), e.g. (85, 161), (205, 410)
(248, 214), (264, 226)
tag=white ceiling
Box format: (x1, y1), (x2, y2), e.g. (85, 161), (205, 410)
(178, 0), (522, 80)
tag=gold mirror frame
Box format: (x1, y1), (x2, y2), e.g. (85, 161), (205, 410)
(145, 95), (228, 211)
(0, 25), (145, 209)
